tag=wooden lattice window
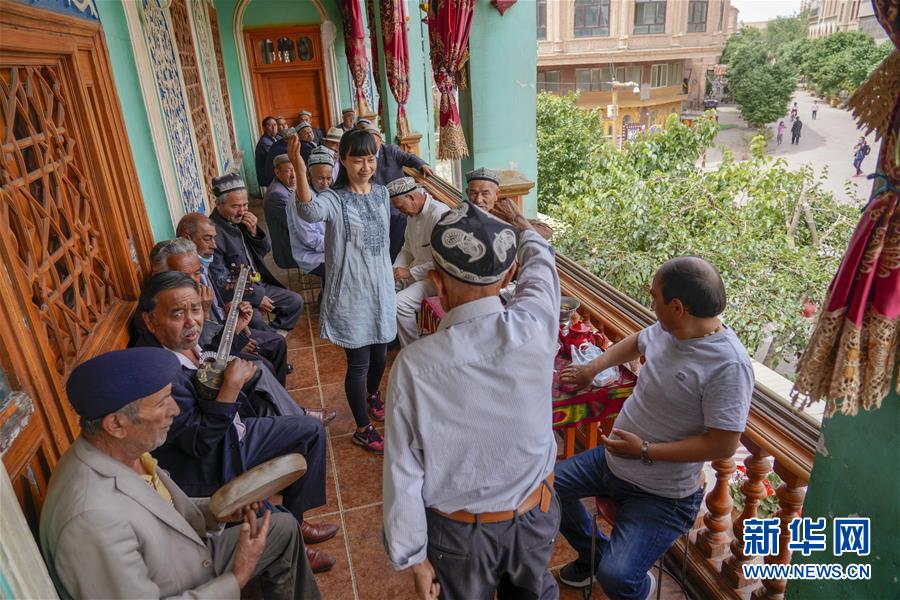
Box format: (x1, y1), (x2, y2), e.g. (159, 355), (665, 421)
(0, 65), (118, 377)
(208, 3), (238, 158)
(169, 0), (216, 203)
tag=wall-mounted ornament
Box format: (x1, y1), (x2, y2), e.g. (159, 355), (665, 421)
(490, 0), (517, 16)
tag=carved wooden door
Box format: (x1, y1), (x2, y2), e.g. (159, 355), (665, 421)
(245, 25), (331, 134)
(170, 0), (216, 206)
(0, 3), (153, 527)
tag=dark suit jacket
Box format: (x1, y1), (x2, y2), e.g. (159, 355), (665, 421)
(263, 179), (298, 269)
(373, 144), (427, 260)
(262, 138), (316, 186)
(254, 135), (276, 187)
(209, 208), (284, 307)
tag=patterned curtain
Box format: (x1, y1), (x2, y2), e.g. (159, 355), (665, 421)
(427, 0), (475, 160)
(341, 0), (374, 116)
(364, 0), (384, 119)
(381, 0), (412, 138)
(792, 1), (900, 417)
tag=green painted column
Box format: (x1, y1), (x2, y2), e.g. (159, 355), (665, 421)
(95, 0), (173, 240)
(458, 1), (537, 216)
(787, 368), (900, 599)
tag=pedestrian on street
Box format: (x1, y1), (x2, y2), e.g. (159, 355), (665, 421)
(853, 136), (870, 176)
(776, 121), (786, 146)
(812, 100), (819, 120)
(790, 102), (798, 121)
(791, 118), (802, 145)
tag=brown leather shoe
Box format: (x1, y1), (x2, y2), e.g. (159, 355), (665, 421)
(301, 520), (339, 544)
(305, 408), (337, 426)
(306, 547), (337, 573)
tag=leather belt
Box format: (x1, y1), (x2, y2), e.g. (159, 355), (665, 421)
(433, 474), (555, 524)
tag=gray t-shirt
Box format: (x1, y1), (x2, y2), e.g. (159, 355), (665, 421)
(605, 322), (753, 499)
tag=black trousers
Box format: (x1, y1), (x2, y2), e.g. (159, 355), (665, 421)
(240, 415), (327, 523)
(258, 282), (304, 330)
(250, 326), (289, 385)
(343, 344), (388, 428)
(426, 488), (561, 600)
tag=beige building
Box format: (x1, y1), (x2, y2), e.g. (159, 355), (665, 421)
(804, 0), (888, 41)
(537, 0), (738, 137)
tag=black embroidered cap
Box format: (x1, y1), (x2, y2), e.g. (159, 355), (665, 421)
(431, 201), (517, 285)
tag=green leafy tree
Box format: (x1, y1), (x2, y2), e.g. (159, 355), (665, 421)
(730, 62), (796, 128)
(765, 11), (808, 56)
(536, 94), (859, 371)
(800, 32), (888, 95)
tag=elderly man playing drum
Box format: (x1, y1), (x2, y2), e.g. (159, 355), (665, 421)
(39, 347), (321, 600)
(383, 199), (562, 599)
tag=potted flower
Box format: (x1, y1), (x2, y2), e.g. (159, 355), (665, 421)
(729, 465), (782, 518)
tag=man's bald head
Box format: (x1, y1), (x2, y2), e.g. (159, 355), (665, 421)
(654, 257), (725, 318)
(176, 212), (217, 259)
(176, 212), (211, 238)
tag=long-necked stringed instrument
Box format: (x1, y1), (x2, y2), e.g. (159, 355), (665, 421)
(195, 264), (250, 400)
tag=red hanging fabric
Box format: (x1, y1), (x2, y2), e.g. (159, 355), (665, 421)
(364, 0), (383, 119)
(340, 0), (374, 116)
(427, 0), (474, 160)
(381, 0), (411, 138)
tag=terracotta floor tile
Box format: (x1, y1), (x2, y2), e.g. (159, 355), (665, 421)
(321, 384), (361, 436)
(331, 434), (384, 511)
(310, 315), (330, 346)
(303, 514), (355, 599)
(343, 505), (418, 600)
(285, 348), (318, 390)
(549, 534), (580, 571)
(285, 316), (312, 349)
(305, 460), (341, 520)
(314, 344), (348, 386)
(290, 386), (322, 411)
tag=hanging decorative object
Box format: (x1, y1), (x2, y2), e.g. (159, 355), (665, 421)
(340, 0), (375, 116)
(490, 0), (517, 16)
(792, 1), (899, 417)
(364, 0), (384, 117)
(380, 0), (412, 138)
(426, 0), (474, 160)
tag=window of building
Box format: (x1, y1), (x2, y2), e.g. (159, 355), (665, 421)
(575, 67), (606, 91)
(651, 63), (668, 88)
(574, 0), (610, 37)
(634, 0), (666, 34)
(687, 0), (708, 32)
(536, 0), (547, 40)
(537, 70), (560, 92)
(670, 62), (683, 87)
(717, 0), (724, 31)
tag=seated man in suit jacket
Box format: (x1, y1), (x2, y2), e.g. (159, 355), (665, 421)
(140, 272), (339, 573)
(254, 116), (278, 189)
(40, 347), (321, 599)
(209, 173), (304, 332)
(365, 126), (434, 261)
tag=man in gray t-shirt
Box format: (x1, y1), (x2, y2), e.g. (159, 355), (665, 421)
(554, 256), (753, 600)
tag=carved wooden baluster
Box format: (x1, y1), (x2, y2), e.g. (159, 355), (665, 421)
(754, 472), (807, 600)
(723, 444), (772, 592)
(697, 457), (736, 561)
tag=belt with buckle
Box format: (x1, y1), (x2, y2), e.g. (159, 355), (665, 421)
(433, 474), (555, 524)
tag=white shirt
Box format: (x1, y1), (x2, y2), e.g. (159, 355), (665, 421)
(392, 194), (450, 281)
(168, 345), (246, 441)
(382, 230), (561, 569)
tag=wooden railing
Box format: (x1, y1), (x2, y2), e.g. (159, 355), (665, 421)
(412, 170), (818, 600)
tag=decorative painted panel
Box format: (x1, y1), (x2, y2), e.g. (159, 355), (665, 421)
(169, 0), (216, 206)
(0, 65), (118, 377)
(9, 0), (98, 20)
(207, 3), (239, 159)
(139, 0), (206, 214)
(189, 0), (233, 173)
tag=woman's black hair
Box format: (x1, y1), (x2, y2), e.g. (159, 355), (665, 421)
(333, 129), (378, 189)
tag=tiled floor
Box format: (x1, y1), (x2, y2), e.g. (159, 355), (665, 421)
(254, 200), (690, 599)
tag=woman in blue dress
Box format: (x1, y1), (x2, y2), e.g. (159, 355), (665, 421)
(288, 129), (395, 453)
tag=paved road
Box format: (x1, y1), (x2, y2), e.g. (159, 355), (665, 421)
(707, 89), (881, 205)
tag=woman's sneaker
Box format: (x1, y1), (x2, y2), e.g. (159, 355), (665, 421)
(559, 561), (594, 588)
(367, 391), (385, 422)
(352, 424), (384, 454)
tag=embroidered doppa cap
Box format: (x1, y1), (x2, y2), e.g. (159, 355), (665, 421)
(465, 167), (501, 187)
(273, 153), (291, 167)
(297, 122), (312, 132)
(342, 107), (355, 114)
(324, 127), (344, 143)
(307, 146), (335, 167)
(212, 173), (246, 198)
(386, 176), (419, 199)
(431, 202), (517, 286)
(298, 110), (312, 117)
(364, 125), (383, 140)
(67, 348), (181, 420)
(356, 118), (372, 127)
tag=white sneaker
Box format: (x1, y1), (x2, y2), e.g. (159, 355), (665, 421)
(644, 569), (658, 600)
(276, 328), (289, 338)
